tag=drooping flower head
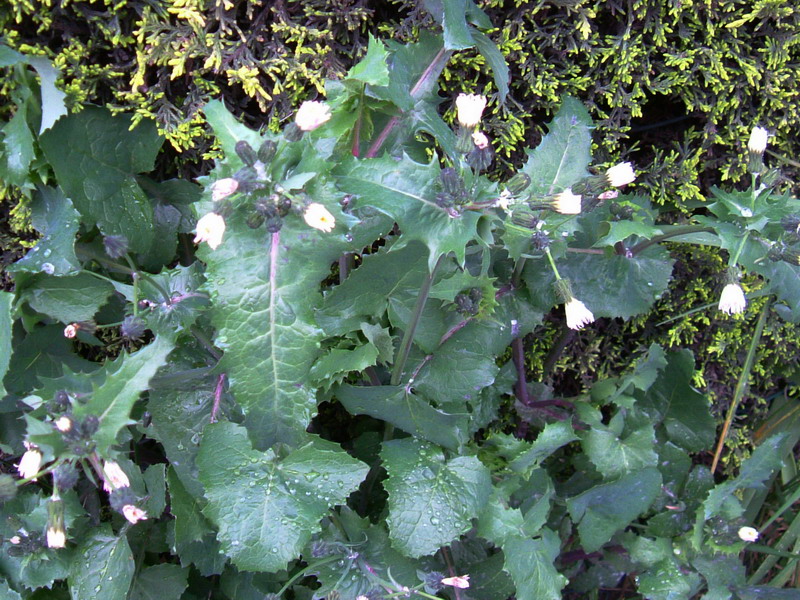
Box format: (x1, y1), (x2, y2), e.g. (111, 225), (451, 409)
(194, 212), (226, 250)
(441, 575), (470, 589)
(738, 526), (759, 542)
(210, 178), (239, 202)
(17, 442), (43, 480)
(605, 162), (636, 188)
(718, 283), (746, 315)
(295, 101), (332, 132)
(64, 324), (78, 339)
(46, 526), (66, 549)
(303, 203), (336, 233)
(564, 297), (595, 330)
(122, 504), (148, 524)
(102, 460), (130, 492)
(455, 93), (487, 128)
(551, 189), (582, 215)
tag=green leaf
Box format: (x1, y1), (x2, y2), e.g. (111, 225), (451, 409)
(68, 526), (135, 600)
(9, 187), (81, 276)
(503, 530), (568, 600)
(471, 30), (509, 101)
(309, 343), (379, 385)
(594, 220), (664, 247)
(637, 558), (700, 600)
(0, 580), (21, 600)
(204, 99), (263, 161)
(0, 45), (24, 67)
(311, 508), (422, 599)
(1, 103), (35, 187)
(577, 404), (658, 479)
(381, 438), (491, 557)
(0, 292), (12, 398)
(567, 467), (662, 552)
(693, 554), (745, 600)
(347, 34), (390, 86)
(559, 246), (675, 320)
(423, 0), (473, 50)
(129, 564), (189, 600)
(197, 422), (368, 572)
(520, 97), (592, 198)
(703, 434), (786, 520)
(27, 56), (67, 133)
(39, 106), (163, 253)
(732, 585), (800, 600)
(508, 421), (579, 474)
(335, 154), (481, 271)
(142, 464), (167, 519)
(73, 335), (175, 454)
(637, 350), (716, 453)
(336, 384), (469, 451)
(21, 272), (114, 324)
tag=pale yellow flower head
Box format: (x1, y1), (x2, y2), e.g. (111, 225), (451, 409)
(738, 526), (759, 542)
(303, 203), (336, 233)
(551, 189), (582, 215)
(102, 460), (130, 492)
(564, 297), (595, 330)
(194, 212), (226, 250)
(748, 126), (768, 154)
(455, 93), (487, 128)
(17, 444), (43, 480)
(211, 178), (239, 202)
(295, 101), (332, 132)
(718, 283), (746, 315)
(472, 130), (489, 149)
(46, 527), (66, 549)
(606, 162), (636, 187)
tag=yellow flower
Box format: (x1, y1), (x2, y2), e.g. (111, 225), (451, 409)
(295, 101), (332, 132)
(564, 297), (595, 330)
(194, 212), (226, 250)
(455, 93), (487, 128)
(303, 203), (336, 233)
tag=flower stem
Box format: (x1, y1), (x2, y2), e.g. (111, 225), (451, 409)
(544, 248), (562, 280)
(711, 297), (771, 473)
(390, 254), (445, 386)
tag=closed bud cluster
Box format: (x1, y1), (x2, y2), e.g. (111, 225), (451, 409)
(235, 140), (258, 166)
(53, 463), (79, 491)
(58, 414), (99, 456)
(103, 235), (129, 259)
(50, 390), (70, 412)
(530, 230), (551, 251)
(506, 172), (531, 196)
(510, 207), (539, 230)
(454, 288), (483, 316)
(436, 168), (468, 210)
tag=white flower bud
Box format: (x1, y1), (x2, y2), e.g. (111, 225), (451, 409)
(747, 127), (768, 154)
(738, 526), (759, 542)
(294, 101), (332, 132)
(194, 212), (226, 250)
(718, 283), (746, 315)
(564, 297), (595, 330)
(210, 178), (239, 202)
(303, 203), (336, 233)
(455, 93), (487, 128)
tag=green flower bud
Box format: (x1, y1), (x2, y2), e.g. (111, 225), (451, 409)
(258, 140), (277, 163)
(506, 173), (531, 195)
(235, 140), (258, 167)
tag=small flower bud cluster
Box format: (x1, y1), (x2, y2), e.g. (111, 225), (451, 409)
(101, 460), (148, 525)
(436, 168), (469, 216)
(54, 413), (99, 456)
(454, 288), (483, 316)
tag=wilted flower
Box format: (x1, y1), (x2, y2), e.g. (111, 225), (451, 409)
(738, 526), (759, 542)
(605, 162), (636, 187)
(747, 127), (768, 154)
(303, 203), (336, 233)
(194, 212), (226, 250)
(210, 178), (239, 202)
(441, 575), (470, 589)
(718, 283), (746, 315)
(46, 527), (66, 549)
(17, 443), (42, 480)
(102, 461), (130, 492)
(9, 536), (21, 545)
(455, 93), (487, 128)
(598, 189), (619, 201)
(122, 505), (148, 524)
(295, 101), (332, 131)
(564, 297), (595, 330)
(64, 324), (78, 339)
(121, 315), (147, 342)
(496, 189), (512, 211)
(551, 189), (582, 214)
(103, 234), (129, 259)
(472, 130), (489, 149)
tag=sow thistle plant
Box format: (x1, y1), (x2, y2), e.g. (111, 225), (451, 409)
(2, 13), (800, 600)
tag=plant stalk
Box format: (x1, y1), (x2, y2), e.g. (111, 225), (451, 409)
(629, 226), (716, 256)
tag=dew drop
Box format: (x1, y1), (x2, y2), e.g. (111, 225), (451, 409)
(94, 585), (102, 593)
(271, 547), (279, 553)
(429, 517), (440, 525)
(41, 262), (55, 274)
(43, 248), (51, 257)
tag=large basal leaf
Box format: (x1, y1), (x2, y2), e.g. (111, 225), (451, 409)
(1, 98), (35, 187)
(336, 384), (470, 451)
(503, 530), (568, 600)
(68, 526), (135, 600)
(21, 272), (114, 324)
(129, 564), (189, 600)
(520, 97), (592, 199)
(566, 467), (662, 552)
(636, 350), (715, 453)
(39, 106), (163, 253)
(72, 335), (175, 454)
(335, 153), (482, 271)
(637, 558), (700, 600)
(9, 186), (80, 276)
(381, 438), (491, 557)
(196, 422), (368, 572)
